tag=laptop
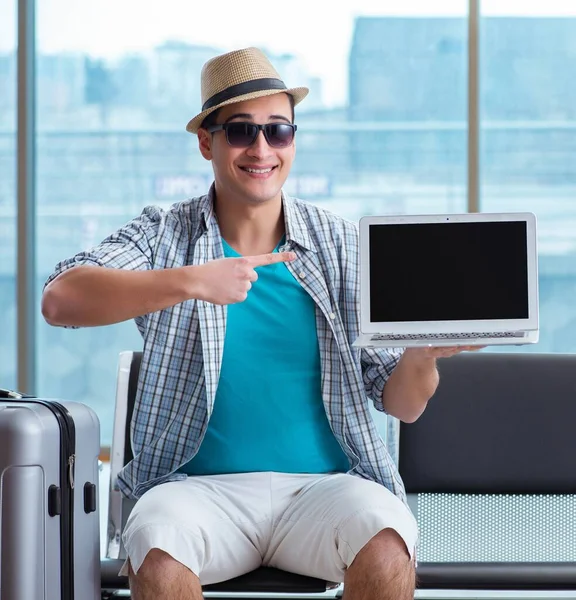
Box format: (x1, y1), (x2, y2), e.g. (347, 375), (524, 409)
(353, 212), (539, 348)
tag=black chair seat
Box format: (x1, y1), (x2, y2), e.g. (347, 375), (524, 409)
(101, 558), (331, 593)
(417, 562), (576, 590)
(203, 567), (330, 593)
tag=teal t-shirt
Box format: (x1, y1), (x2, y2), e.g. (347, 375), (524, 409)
(179, 237), (349, 475)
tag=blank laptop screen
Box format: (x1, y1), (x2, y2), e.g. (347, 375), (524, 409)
(369, 221), (529, 322)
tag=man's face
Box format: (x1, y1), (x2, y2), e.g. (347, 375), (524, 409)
(198, 93), (295, 206)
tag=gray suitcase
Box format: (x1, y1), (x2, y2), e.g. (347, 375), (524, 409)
(0, 390), (101, 600)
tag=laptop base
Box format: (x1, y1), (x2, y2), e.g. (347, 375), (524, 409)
(352, 331), (539, 348)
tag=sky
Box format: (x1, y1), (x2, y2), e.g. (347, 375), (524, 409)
(1, 0), (575, 105)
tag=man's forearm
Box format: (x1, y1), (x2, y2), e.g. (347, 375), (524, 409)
(382, 351), (439, 422)
(41, 265), (195, 327)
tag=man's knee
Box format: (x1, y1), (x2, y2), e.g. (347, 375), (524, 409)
(349, 528), (414, 577)
(345, 529), (415, 599)
(365, 528), (413, 563)
(132, 548), (192, 582)
(129, 549), (202, 600)
(337, 501), (417, 567)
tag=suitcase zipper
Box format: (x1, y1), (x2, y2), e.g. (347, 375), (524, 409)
(49, 401), (77, 600)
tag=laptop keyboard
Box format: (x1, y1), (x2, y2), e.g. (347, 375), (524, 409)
(371, 331), (524, 341)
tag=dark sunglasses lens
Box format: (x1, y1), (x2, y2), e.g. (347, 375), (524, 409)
(225, 123), (258, 147)
(265, 124), (295, 148)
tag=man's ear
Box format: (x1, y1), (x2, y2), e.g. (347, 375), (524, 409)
(198, 128), (213, 160)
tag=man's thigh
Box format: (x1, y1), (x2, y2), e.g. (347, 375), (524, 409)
(264, 473), (418, 583)
(120, 473), (273, 585)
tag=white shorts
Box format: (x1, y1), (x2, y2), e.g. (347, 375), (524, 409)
(120, 471), (418, 585)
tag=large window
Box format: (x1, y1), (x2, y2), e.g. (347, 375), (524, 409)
(480, 1), (576, 352)
(0, 0), (17, 389)
(35, 1), (468, 442)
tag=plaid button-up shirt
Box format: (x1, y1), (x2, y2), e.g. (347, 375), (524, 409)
(46, 186), (407, 502)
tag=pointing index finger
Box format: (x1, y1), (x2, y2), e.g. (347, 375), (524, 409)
(244, 252), (296, 268)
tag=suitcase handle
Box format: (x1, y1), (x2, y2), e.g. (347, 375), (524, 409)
(0, 388), (34, 399)
(0, 388), (24, 399)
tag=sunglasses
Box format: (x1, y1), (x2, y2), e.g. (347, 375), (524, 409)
(206, 122), (297, 149)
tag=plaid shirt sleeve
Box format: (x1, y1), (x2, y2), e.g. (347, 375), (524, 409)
(335, 216), (404, 413)
(336, 216), (404, 413)
(43, 205), (162, 290)
(361, 347), (404, 412)
(42, 206), (162, 330)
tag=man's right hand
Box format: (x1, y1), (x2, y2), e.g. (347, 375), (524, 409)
(190, 252), (296, 305)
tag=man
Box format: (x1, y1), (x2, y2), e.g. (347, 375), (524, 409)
(42, 47), (474, 600)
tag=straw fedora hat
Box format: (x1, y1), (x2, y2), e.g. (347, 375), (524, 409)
(186, 47), (309, 134)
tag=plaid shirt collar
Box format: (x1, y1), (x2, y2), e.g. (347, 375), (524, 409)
(197, 183), (317, 253)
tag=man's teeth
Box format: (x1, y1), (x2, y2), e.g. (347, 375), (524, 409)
(244, 167), (273, 173)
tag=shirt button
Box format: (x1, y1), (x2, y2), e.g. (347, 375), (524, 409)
(299, 272), (306, 279)
(329, 312), (336, 320)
